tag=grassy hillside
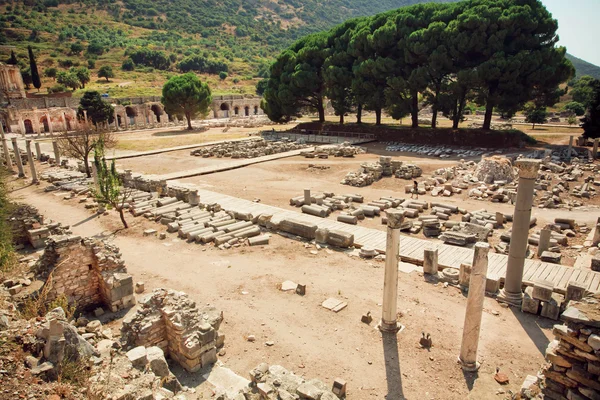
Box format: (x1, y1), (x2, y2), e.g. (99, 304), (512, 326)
(566, 53), (600, 80)
(0, 0), (450, 97)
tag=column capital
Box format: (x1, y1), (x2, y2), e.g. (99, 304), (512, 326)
(386, 210), (405, 229)
(515, 159), (541, 179)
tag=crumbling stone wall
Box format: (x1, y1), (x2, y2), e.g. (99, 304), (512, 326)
(121, 288), (224, 372)
(35, 235), (134, 312)
(543, 294), (600, 399)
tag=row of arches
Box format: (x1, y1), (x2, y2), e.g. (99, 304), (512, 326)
(219, 103), (259, 118)
(23, 115), (74, 134)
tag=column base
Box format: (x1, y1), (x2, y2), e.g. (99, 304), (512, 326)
(378, 319), (403, 333)
(458, 356), (480, 372)
(496, 289), (523, 307)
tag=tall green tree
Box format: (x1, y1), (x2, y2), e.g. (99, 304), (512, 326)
(7, 51), (17, 65)
(98, 65), (114, 82)
(161, 72), (212, 130)
(56, 71), (80, 91)
(28, 45), (41, 92)
(523, 104), (548, 129)
(581, 79), (600, 139)
(571, 76), (596, 108)
(71, 66), (90, 88)
(78, 91), (114, 126)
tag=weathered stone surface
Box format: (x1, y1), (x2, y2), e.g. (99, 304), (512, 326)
(126, 346), (148, 369)
(147, 346), (170, 377)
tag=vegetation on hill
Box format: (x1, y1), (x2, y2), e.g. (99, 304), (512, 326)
(263, 0), (574, 130)
(566, 54), (600, 80)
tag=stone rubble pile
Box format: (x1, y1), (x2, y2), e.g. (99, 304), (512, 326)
(542, 293), (600, 400)
(385, 142), (488, 158)
(289, 191), (364, 220)
(473, 156), (516, 183)
(302, 142), (366, 158)
(6, 203), (68, 249)
(121, 288), (224, 373)
(190, 138), (308, 159)
(129, 194), (270, 249)
(520, 279), (568, 320)
(341, 156), (422, 187)
(218, 363), (344, 400)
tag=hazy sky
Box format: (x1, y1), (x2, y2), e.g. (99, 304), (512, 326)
(541, 0), (600, 66)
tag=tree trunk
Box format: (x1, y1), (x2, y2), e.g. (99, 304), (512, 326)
(317, 98), (325, 123)
(186, 113), (193, 130)
(532, 123), (535, 130)
(411, 90), (419, 128)
(453, 93), (467, 129)
(83, 153), (91, 178)
(118, 208), (128, 228)
(339, 113), (344, 124)
(431, 85), (440, 129)
(431, 109), (438, 129)
(356, 103), (362, 124)
(483, 103), (494, 130)
(375, 108), (382, 126)
(105, 77), (109, 82)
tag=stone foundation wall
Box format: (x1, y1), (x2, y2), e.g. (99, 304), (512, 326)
(35, 235), (134, 312)
(121, 288), (223, 372)
(543, 294), (600, 400)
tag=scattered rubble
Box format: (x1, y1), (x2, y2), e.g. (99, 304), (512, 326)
(190, 138), (309, 159)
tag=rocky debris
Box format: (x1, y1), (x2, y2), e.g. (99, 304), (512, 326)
(225, 363), (341, 400)
(7, 203), (68, 249)
(542, 294), (600, 400)
(303, 142), (366, 158)
(121, 288), (223, 372)
(474, 156), (515, 183)
(290, 191), (363, 219)
(384, 142), (487, 158)
(33, 235), (135, 313)
(341, 156), (421, 187)
(190, 138), (309, 159)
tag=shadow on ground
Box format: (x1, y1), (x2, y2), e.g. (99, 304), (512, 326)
(382, 330), (406, 399)
(510, 307), (553, 355)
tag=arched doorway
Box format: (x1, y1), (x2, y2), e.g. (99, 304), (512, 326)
(234, 106), (239, 116)
(65, 116), (73, 131)
(244, 106), (249, 116)
(40, 116), (50, 133)
(151, 104), (163, 123)
(24, 119), (34, 134)
(254, 106), (259, 115)
(220, 103), (229, 118)
(117, 115), (122, 127)
(125, 107), (136, 126)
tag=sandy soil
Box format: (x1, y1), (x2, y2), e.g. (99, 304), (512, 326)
(9, 178), (554, 400)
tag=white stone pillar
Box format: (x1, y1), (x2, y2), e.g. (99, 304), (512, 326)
(499, 159), (541, 306)
(459, 242), (490, 372)
(567, 136), (574, 162)
(34, 141), (42, 160)
(25, 140), (38, 184)
(52, 141), (61, 166)
(11, 138), (25, 177)
(304, 189), (311, 206)
(91, 162), (99, 186)
(537, 228), (551, 257)
(83, 110), (88, 125)
(423, 247), (438, 275)
(113, 109), (119, 131)
(46, 113), (53, 135)
(593, 219), (600, 246)
(1, 123), (13, 171)
(380, 210), (404, 332)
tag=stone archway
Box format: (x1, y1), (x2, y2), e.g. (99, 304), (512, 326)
(40, 116), (50, 133)
(24, 119), (34, 134)
(254, 106), (259, 115)
(234, 106), (239, 116)
(151, 104), (163, 123)
(125, 107), (136, 125)
(117, 115), (122, 127)
(220, 103), (230, 118)
(244, 106), (250, 116)
(65, 116), (73, 131)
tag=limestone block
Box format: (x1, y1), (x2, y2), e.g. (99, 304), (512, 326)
(588, 334), (600, 351)
(135, 282), (145, 294)
(541, 251), (562, 264)
(147, 346), (170, 377)
(522, 287), (540, 315)
(540, 293), (563, 320)
(485, 277), (500, 295)
(532, 280), (554, 302)
(126, 346), (148, 369)
(315, 228), (329, 244)
(326, 230), (354, 248)
(566, 281), (587, 302)
(248, 235), (270, 246)
(279, 218), (318, 239)
(296, 383), (322, 400)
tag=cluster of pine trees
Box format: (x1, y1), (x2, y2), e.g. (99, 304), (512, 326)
(262, 0), (574, 130)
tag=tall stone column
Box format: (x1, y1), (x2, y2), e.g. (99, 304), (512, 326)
(423, 247), (438, 276)
(380, 210), (404, 332)
(52, 141), (61, 166)
(537, 228), (551, 257)
(1, 122), (13, 171)
(593, 218), (600, 246)
(304, 189), (311, 206)
(25, 140), (38, 184)
(459, 242), (490, 371)
(34, 142), (42, 160)
(91, 162), (99, 186)
(83, 110), (88, 125)
(567, 136), (574, 162)
(11, 138), (25, 177)
(593, 139), (599, 160)
(46, 113), (54, 135)
(113, 109), (119, 131)
(499, 159), (541, 306)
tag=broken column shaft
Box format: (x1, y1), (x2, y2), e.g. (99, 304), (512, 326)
(1, 123), (13, 170)
(500, 159), (540, 306)
(593, 138), (599, 160)
(25, 140), (38, 184)
(11, 138), (25, 177)
(304, 189), (311, 206)
(380, 210), (404, 332)
(459, 242), (490, 371)
(52, 141), (61, 165)
(537, 228), (551, 257)
(34, 141), (42, 160)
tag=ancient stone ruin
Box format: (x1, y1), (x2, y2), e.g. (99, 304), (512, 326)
(190, 138), (308, 159)
(121, 288), (224, 372)
(35, 235), (135, 313)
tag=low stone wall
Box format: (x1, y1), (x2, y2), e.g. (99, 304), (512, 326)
(35, 235), (134, 312)
(121, 288), (224, 372)
(543, 294), (600, 399)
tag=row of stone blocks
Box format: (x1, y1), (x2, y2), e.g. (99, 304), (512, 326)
(522, 280), (586, 321)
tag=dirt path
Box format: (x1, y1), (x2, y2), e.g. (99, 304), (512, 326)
(10, 180), (553, 400)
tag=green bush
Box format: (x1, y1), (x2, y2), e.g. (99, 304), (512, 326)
(48, 83), (67, 93)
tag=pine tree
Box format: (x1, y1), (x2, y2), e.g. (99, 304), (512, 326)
(7, 51), (17, 65)
(27, 46), (41, 92)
